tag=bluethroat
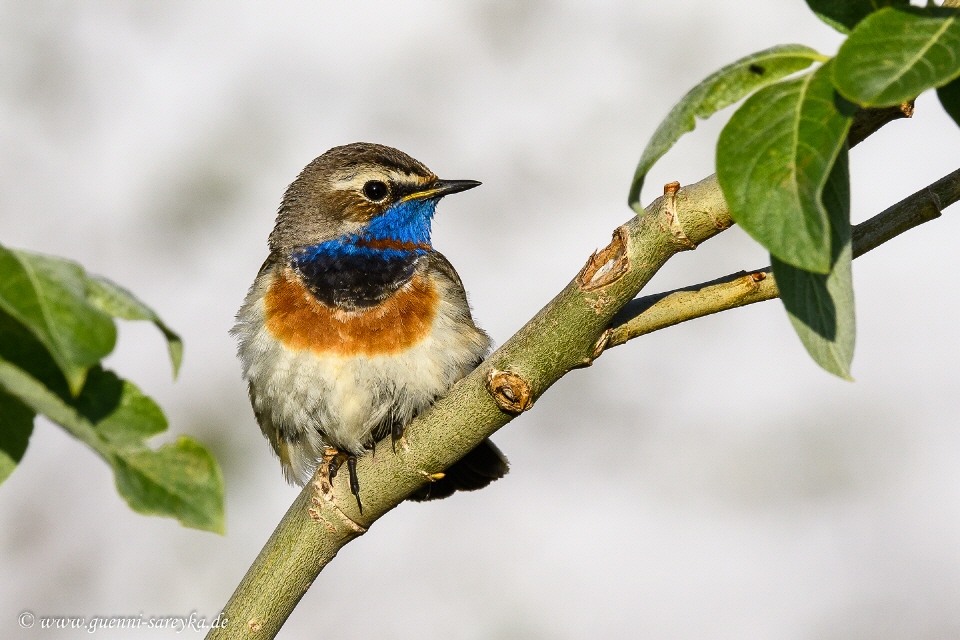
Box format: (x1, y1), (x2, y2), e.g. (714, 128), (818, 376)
(233, 143), (508, 510)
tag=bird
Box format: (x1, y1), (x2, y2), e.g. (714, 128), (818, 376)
(232, 142), (508, 511)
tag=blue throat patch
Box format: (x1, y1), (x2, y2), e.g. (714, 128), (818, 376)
(364, 197), (436, 246)
(292, 198), (438, 309)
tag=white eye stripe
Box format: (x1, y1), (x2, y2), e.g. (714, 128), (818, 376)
(329, 167), (433, 193)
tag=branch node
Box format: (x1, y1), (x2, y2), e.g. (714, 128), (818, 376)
(849, 101), (916, 148)
(576, 226), (630, 292)
(573, 327), (614, 369)
(660, 183), (698, 249)
(486, 369), (534, 413)
(420, 471), (446, 482)
(750, 271), (766, 284)
(310, 475), (367, 534)
(591, 328), (612, 360)
(927, 187), (944, 216)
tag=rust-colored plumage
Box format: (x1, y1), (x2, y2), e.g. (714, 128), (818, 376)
(264, 267), (439, 357)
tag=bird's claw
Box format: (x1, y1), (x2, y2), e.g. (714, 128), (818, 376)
(322, 449), (363, 514)
(391, 422), (406, 454)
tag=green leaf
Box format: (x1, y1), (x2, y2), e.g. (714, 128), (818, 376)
(0, 245), (116, 395)
(0, 313), (164, 448)
(0, 389), (35, 485)
(112, 437), (225, 534)
(938, 74), (960, 127)
(774, 248), (855, 378)
(0, 357), (102, 449)
(628, 45), (825, 209)
(0, 358), (223, 532)
(717, 62), (854, 273)
(73, 367), (168, 449)
(833, 6), (960, 107)
(0, 306), (73, 400)
(804, 0), (909, 34)
(772, 147), (856, 379)
(85, 276), (183, 378)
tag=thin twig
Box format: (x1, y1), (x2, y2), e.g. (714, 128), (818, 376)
(606, 168), (960, 348)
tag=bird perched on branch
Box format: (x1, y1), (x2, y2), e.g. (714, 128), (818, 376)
(233, 143), (508, 511)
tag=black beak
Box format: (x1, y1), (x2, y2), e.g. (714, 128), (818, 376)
(432, 179), (481, 196)
(403, 179), (481, 202)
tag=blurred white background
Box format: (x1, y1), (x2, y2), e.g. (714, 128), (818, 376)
(1, 1), (959, 638)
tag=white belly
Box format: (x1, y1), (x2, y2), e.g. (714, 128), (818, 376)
(234, 273), (490, 484)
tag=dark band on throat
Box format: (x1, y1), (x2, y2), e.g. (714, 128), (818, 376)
(293, 241), (427, 309)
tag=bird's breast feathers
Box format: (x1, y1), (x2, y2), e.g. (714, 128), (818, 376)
(233, 256), (489, 469)
(264, 265), (439, 357)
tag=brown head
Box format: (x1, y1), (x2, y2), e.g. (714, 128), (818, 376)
(268, 143), (478, 254)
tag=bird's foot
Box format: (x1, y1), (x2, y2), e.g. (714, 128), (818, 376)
(323, 448), (346, 480)
(322, 448), (363, 514)
(391, 422), (408, 454)
(346, 455), (362, 514)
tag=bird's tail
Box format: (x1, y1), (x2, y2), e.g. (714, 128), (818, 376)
(408, 438), (509, 501)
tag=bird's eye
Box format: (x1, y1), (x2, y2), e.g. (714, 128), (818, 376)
(362, 180), (388, 202)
